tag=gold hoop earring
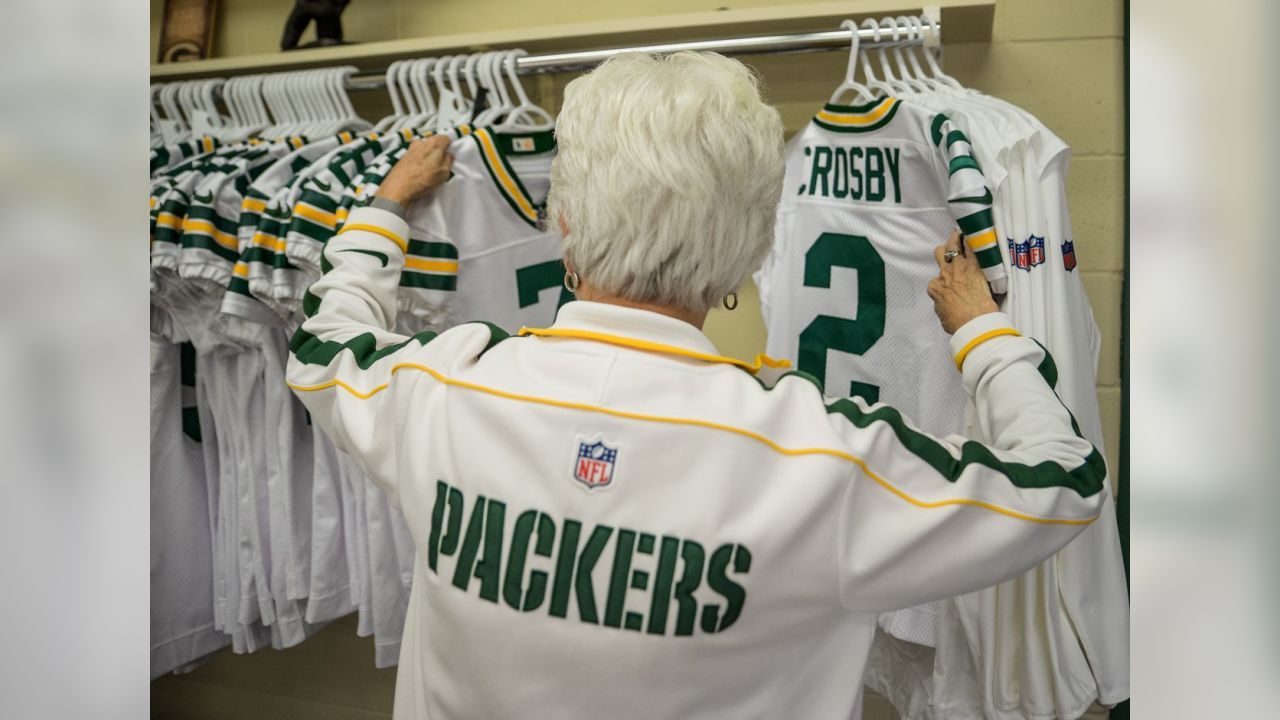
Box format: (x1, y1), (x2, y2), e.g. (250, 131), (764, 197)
(564, 271), (580, 294)
(723, 292), (738, 311)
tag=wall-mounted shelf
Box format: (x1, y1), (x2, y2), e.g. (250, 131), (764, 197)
(150, 0), (995, 80)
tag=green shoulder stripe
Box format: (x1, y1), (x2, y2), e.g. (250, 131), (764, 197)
(824, 398), (1105, 498)
(824, 340), (1105, 498)
(290, 322), (510, 370)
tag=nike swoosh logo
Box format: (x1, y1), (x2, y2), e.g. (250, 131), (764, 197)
(193, 190), (213, 203)
(339, 248), (388, 267)
(312, 179), (332, 192)
(952, 188), (992, 205)
(263, 205), (289, 219)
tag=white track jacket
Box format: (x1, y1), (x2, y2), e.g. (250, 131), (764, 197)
(286, 206), (1108, 720)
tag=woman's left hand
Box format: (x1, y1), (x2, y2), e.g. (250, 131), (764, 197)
(377, 135), (454, 207)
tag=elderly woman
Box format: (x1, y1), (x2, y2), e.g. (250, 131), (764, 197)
(287, 52), (1105, 719)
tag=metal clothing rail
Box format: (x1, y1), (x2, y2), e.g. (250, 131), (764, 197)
(342, 22), (940, 91)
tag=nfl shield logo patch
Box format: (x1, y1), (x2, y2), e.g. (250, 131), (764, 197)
(574, 438), (618, 490)
(1011, 235), (1045, 271)
(1062, 240), (1077, 271)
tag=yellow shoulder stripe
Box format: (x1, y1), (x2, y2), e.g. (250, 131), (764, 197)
(287, 362), (1096, 526)
(517, 326), (791, 375)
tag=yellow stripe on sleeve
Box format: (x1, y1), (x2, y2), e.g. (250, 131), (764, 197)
(404, 258), (459, 274)
(337, 223), (407, 253)
(293, 203), (336, 227)
(964, 228), (999, 252)
(953, 327), (1021, 371)
(181, 219), (239, 251)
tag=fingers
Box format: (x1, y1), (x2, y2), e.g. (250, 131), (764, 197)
(933, 243), (949, 270)
(926, 277), (942, 302)
(945, 230), (963, 255)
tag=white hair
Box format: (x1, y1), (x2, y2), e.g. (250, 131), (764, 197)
(547, 51), (785, 313)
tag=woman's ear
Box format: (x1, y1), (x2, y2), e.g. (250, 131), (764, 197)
(557, 213), (569, 236)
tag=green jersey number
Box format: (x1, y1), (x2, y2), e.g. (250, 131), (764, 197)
(797, 232), (886, 403)
(516, 259), (575, 310)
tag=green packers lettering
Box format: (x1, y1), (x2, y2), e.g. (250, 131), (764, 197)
(801, 145), (902, 204)
(427, 479), (751, 636)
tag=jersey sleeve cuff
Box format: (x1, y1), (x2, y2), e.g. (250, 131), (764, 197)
(339, 206), (410, 253)
(949, 312), (1020, 372)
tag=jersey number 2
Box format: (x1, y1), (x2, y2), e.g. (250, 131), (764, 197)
(798, 232), (885, 403)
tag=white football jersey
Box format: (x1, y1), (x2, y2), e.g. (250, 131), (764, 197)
(150, 320), (229, 678)
(757, 96), (1002, 424)
(395, 126), (566, 333)
(286, 207), (1106, 720)
(305, 427), (356, 624)
(863, 92), (1128, 720)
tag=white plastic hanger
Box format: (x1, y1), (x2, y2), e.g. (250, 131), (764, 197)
(900, 16), (940, 93)
(160, 83), (186, 137)
(263, 74), (290, 138)
(919, 13), (965, 91)
(447, 55), (472, 121)
(335, 67), (369, 133)
(373, 61), (406, 132)
(149, 84), (166, 144)
(891, 17), (931, 95)
(463, 54), (482, 101)
(389, 60), (422, 131)
(827, 19), (875, 105)
(872, 18), (911, 95)
(391, 57), (427, 130)
(175, 83), (201, 133)
(398, 58), (438, 132)
(496, 49), (555, 132)
(857, 19), (897, 99)
(475, 52), (510, 126)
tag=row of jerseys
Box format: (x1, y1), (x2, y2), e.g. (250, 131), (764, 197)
(149, 123), (567, 678)
(149, 123), (566, 342)
(756, 93), (1128, 719)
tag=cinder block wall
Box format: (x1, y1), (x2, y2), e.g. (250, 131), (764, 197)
(150, 2), (1124, 718)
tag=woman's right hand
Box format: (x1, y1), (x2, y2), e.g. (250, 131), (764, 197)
(926, 230), (999, 335)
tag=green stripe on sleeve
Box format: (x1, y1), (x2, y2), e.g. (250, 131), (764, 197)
(949, 155), (982, 175)
(184, 235), (240, 263)
(289, 217), (334, 243)
(400, 271), (458, 291)
(185, 204), (240, 235)
(407, 239), (459, 259)
(957, 208), (995, 235)
(974, 245), (1003, 269)
(298, 189), (339, 213)
(930, 113), (949, 147)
